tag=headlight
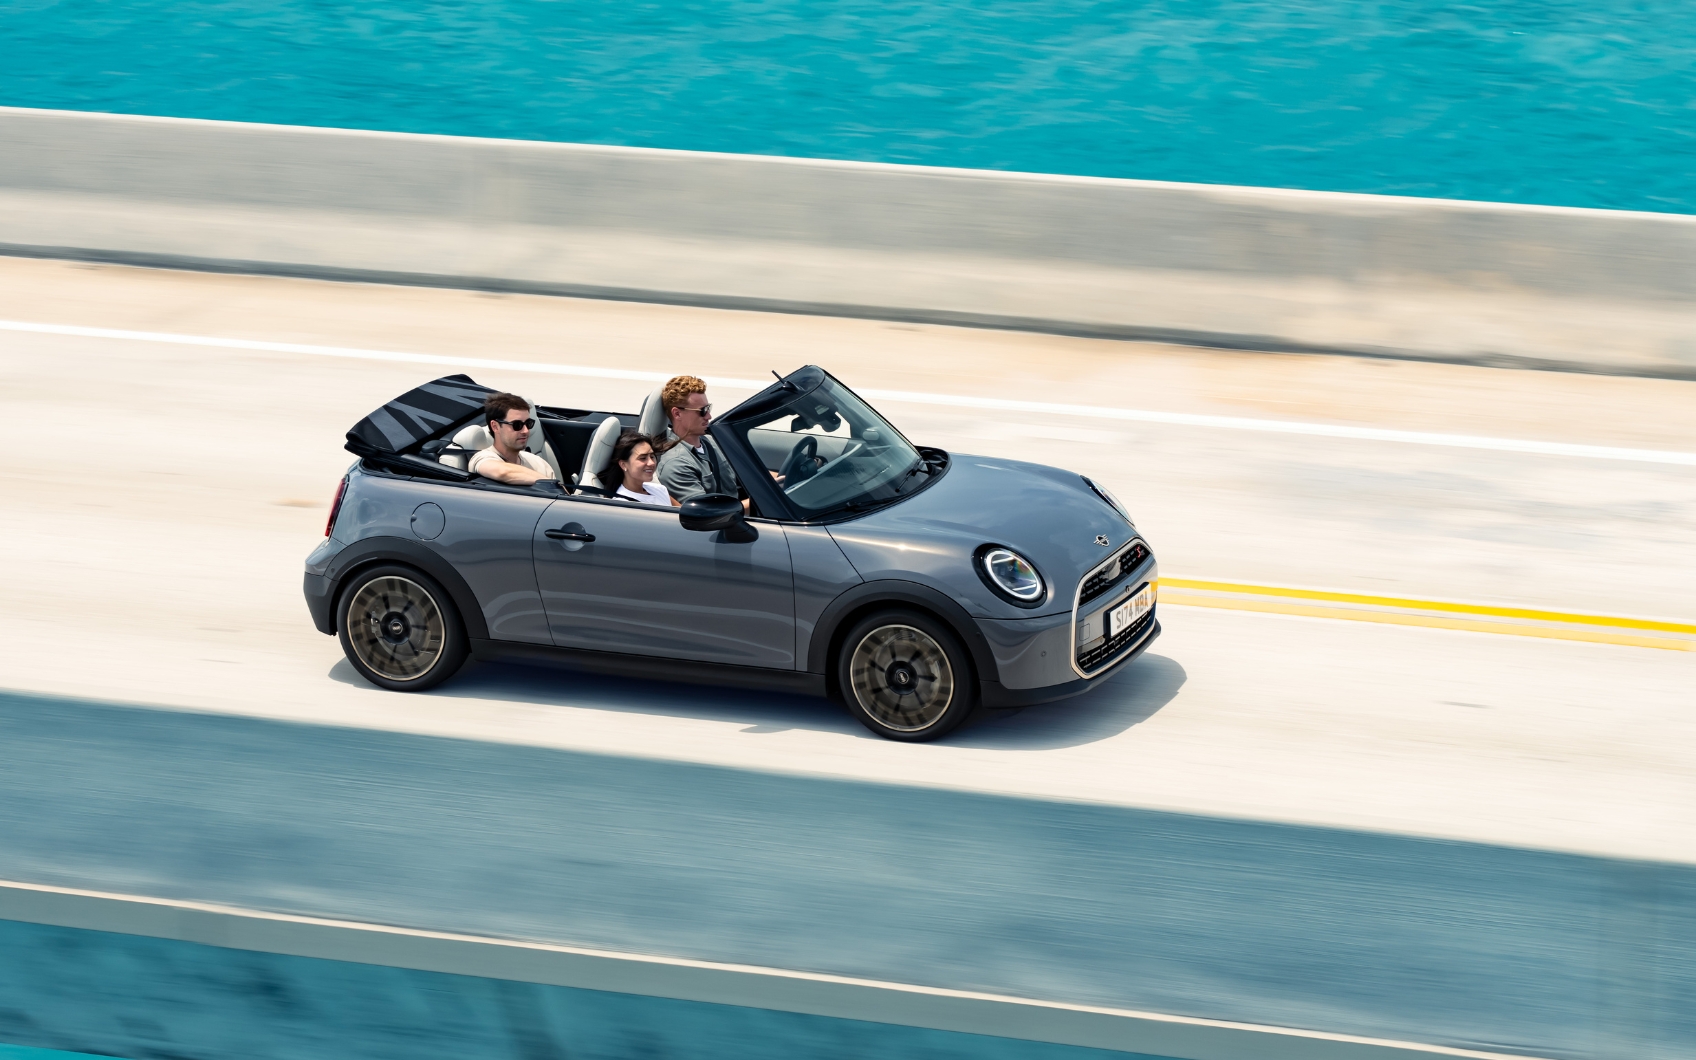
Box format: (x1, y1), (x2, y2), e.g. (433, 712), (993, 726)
(976, 545), (1046, 605)
(1082, 476), (1134, 526)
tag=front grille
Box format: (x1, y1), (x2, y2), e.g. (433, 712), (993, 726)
(1078, 540), (1150, 605)
(1076, 607), (1155, 673)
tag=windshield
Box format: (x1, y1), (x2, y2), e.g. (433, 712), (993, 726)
(725, 375), (925, 518)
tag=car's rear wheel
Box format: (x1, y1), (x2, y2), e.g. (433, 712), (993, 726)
(837, 609), (977, 741)
(337, 565), (468, 692)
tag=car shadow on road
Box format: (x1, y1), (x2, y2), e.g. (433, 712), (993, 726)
(328, 655), (867, 735)
(327, 649), (1184, 750)
(952, 651), (1186, 750)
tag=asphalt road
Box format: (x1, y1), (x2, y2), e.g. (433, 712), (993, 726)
(2, 256), (1693, 861)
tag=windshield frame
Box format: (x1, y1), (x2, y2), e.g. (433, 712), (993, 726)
(713, 367), (946, 524)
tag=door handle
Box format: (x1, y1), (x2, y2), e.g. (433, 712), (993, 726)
(545, 528), (596, 542)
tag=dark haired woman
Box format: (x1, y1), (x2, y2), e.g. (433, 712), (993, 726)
(611, 431), (678, 506)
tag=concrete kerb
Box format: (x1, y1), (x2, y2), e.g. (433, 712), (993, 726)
(0, 881), (1545, 1060)
(3, 106), (1694, 378)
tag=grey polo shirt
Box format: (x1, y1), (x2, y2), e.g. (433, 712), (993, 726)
(656, 432), (741, 502)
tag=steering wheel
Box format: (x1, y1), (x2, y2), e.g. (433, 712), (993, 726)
(779, 435), (820, 486)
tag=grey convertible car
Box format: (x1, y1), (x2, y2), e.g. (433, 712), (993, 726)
(304, 367), (1158, 741)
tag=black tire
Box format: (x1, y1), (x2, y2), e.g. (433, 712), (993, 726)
(336, 564), (469, 692)
(836, 608), (978, 741)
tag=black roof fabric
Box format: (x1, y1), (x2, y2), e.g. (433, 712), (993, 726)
(346, 374), (495, 456)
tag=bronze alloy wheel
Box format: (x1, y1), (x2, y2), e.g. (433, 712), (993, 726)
(346, 575), (447, 683)
(848, 623), (957, 733)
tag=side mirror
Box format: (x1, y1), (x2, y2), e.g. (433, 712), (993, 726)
(679, 494), (758, 543)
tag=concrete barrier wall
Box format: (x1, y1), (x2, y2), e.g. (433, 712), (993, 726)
(2, 106), (1694, 377)
(0, 919), (1150, 1060)
(0, 692), (1690, 1060)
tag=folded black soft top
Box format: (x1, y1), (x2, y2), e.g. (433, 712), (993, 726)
(346, 374), (495, 456)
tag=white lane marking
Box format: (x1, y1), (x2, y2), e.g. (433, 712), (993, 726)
(6, 318), (1695, 467)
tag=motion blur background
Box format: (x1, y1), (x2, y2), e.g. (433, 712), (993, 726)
(2, 2), (1695, 1060)
(6, 0), (1696, 211)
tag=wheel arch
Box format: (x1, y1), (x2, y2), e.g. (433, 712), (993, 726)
(321, 537), (489, 640)
(809, 579), (999, 698)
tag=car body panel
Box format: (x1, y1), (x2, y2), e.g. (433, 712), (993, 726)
(783, 524), (864, 674)
(977, 612), (1078, 690)
(825, 455), (1135, 620)
(306, 535), (492, 640)
(322, 469), (552, 642)
(804, 578), (1003, 686)
(533, 495), (797, 669)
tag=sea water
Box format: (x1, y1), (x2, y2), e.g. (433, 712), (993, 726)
(3, 0), (1693, 212)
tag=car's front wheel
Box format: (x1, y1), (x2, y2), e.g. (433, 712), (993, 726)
(837, 609), (977, 741)
(337, 565), (469, 692)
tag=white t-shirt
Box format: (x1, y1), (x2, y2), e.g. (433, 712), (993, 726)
(468, 446), (552, 478)
(616, 481), (673, 506)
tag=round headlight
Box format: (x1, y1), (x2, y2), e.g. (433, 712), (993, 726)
(981, 547), (1045, 603)
(1082, 476), (1134, 526)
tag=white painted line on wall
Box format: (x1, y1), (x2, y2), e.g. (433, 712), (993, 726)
(0, 878), (1548, 1060)
(5, 318), (1694, 467)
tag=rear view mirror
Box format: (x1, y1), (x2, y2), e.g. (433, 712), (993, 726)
(679, 494), (758, 542)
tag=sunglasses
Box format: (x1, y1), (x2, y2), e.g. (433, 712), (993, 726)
(495, 418), (536, 431)
(673, 404), (712, 417)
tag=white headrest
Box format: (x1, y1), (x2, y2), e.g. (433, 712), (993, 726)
(637, 385), (668, 439)
(437, 423), (492, 470)
(577, 417), (624, 490)
(526, 412), (546, 455)
(453, 424), (492, 451)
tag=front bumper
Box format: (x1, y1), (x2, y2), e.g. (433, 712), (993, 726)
(980, 619), (1160, 708)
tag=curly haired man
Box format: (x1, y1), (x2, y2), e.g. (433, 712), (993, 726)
(654, 374), (745, 505)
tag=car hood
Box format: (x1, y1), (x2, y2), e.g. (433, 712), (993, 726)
(827, 454), (1138, 617)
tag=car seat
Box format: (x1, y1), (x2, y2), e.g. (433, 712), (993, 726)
(576, 416), (623, 490)
(439, 424), (492, 470)
(638, 385), (668, 439)
(438, 417), (561, 480)
(528, 416), (564, 480)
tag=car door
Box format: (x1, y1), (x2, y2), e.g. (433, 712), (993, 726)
(532, 496), (796, 668)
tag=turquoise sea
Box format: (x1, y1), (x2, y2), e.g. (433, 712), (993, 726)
(3, 0), (1694, 213)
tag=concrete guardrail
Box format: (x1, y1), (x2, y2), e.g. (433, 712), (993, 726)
(0, 692), (1689, 1060)
(2, 106), (1694, 378)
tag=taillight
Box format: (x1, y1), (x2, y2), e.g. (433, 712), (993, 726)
(325, 475), (349, 538)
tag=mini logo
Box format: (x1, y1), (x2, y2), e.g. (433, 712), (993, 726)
(1095, 534), (1111, 546)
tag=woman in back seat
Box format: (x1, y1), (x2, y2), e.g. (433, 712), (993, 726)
(611, 432), (680, 507)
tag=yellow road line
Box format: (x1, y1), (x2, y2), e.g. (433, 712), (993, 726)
(1160, 578), (1696, 635)
(1160, 592), (1696, 651)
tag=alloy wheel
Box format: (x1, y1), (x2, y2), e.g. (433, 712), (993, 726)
(848, 624), (956, 732)
(346, 575), (445, 682)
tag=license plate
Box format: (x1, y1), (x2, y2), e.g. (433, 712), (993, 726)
(1109, 585), (1153, 637)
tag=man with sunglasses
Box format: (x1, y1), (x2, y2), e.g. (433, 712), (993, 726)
(468, 393), (554, 485)
(656, 374), (744, 505)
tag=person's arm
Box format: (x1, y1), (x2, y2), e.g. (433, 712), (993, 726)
(470, 452), (551, 485)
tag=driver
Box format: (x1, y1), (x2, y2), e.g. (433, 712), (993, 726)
(655, 375), (743, 503)
(467, 393), (554, 485)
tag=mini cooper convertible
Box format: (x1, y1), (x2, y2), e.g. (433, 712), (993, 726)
(304, 367), (1159, 741)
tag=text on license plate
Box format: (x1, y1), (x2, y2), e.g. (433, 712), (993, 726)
(1109, 585), (1153, 638)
